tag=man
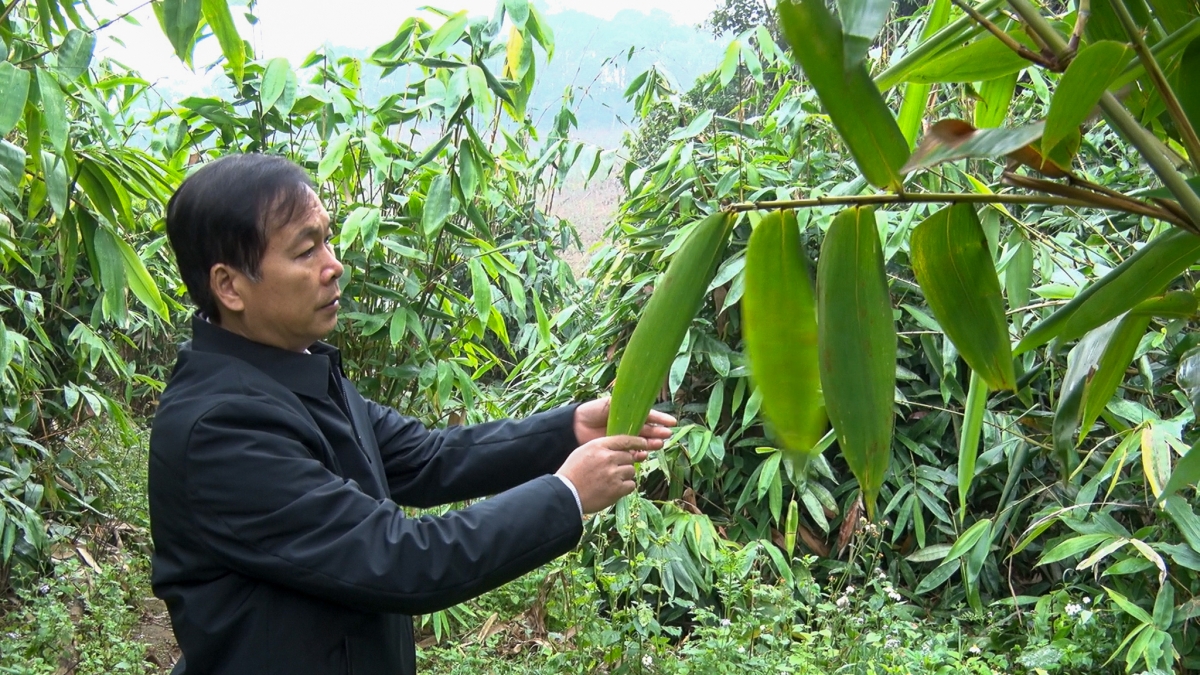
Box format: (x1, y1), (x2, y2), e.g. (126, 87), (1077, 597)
(148, 154), (674, 675)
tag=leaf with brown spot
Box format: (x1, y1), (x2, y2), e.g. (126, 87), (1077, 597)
(903, 119), (1071, 178)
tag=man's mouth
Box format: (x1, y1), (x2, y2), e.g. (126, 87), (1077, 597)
(321, 297), (340, 310)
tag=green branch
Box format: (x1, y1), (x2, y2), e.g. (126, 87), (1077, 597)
(725, 192), (1119, 213)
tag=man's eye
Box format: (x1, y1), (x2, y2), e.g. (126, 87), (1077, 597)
(299, 246), (316, 258)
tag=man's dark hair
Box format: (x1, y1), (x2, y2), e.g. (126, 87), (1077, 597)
(166, 154), (315, 321)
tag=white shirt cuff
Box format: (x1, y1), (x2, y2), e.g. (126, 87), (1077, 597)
(555, 474), (584, 519)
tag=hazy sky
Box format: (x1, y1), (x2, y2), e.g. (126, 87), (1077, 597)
(100, 0), (716, 87)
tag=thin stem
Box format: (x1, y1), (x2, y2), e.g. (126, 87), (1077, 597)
(1002, 172), (1192, 229)
(724, 191), (1131, 215)
(1109, 0), (1200, 171)
(1067, 0), (1090, 56)
(1006, 0), (1200, 229)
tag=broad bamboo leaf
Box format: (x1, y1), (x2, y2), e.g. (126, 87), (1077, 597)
(503, 0), (530, 28)
(744, 211), (824, 457)
(974, 72), (1018, 129)
(778, 0), (909, 190)
(1005, 234), (1033, 313)
(1039, 533), (1115, 565)
(427, 11), (469, 57)
(422, 174), (455, 239)
(93, 225), (126, 321)
(957, 370), (986, 523)
(261, 58), (290, 112)
(904, 29), (1034, 83)
(1146, 0), (1200, 33)
(202, 0), (245, 85)
(903, 119), (1055, 175)
(1017, 229), (1200, 352)
(1044, 41), (1133, 153)
(1132, 289), (1198, 317)
(1180, 39), (1200, 142)
(719, 40), (740, 87)
(159, 0), (202, 63)
(469, 258), (491, 325)
(609, 213), (732, 436)
(36, 69), (67, 155)
(1053, 317), (1121, 472)
(898, 0), (951, 146)
(112, 228), (169, 321)
(40, 151), (67, 218)
(55, 30), (95, 81)
(838, 0), (891, 69)
(1078, 313), (1151, 444)
(910, 204), (1016, 390)
(1143, 425), (1172, 499)
(1163, 494), (1200, 553)
(817, 207), (895, 517)
(1161, 440), (1200, 502)
(317, 132), (351, 182)
(946, 518), (993, 563)
(0, 63), (30, 137)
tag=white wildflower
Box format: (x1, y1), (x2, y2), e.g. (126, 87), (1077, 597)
(885, 638), (899, 649)
(845, 585), (856, 595)
(720, 618), (731, 627)
(1083, 596), (1091, 605)
(1065, 603), (1082, 616)
(969, 645), (981, 655)
(836, 595), (850, 608)
(888, 590), (903, 602)
(737, 646), (745, 653)
(642, 655), (653, 667)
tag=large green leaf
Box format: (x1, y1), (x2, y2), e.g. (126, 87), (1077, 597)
(260, 57), (290, 112)
(743, 211), (823, 457)
(1160, 440), (1200, 502)
(609, 212), (732, 435)
(202, 0), (245, 85)
(904, 29), (1033, 84)
(1180, 39), (1200, 142)
(777, 0), (909, 190)
(910, 204), (1016, 391)
(0, 62), (30, 137)
(838, 0), (891, 69)
(903, 119), (1045, 174)
(1146, 0), (1200, 33)
(1017, 229), (1200, 352)
(426, 11), (469, 57)
(1078, 313), (1152, 444)
(111, 227), (169, 322)
(55, 30), (96, 81)
(898, 0), (951, 146)
(974, 72), (1018, 129)
(36, 68), (67, 154)
(317, 132), (351, 182)
(422, 173), (455, 239)
(817, 207), (895, 518)
(1053, 317), (1123, 473)
(159, 0), (203, 63)
(1044, 41), (1133, 153)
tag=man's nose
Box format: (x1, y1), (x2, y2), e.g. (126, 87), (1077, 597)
(324, 248), (344, 283)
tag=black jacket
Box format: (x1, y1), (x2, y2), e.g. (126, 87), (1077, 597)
(148, 318), (584, 675)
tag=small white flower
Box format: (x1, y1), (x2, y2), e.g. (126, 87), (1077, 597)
(888, 590), (903, 602)
(737, 646), (745, 653)
(1083, 596), (1091, 605)
(720, 618), (731, 627)
(836, 595), (850, 608)
(969, 645), (981, 655)
(845, 585), (856, 594)
(642, 655), (653, 667)
(855, 617), (864, 625)
(1065, 603), (1082, 616)
(885, 638), (899, 649)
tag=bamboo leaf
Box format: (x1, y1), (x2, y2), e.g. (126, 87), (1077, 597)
(1078, 313), (1152, 444)
(55, 30), (96, 81)
(159, 0), (202, 63)
(838, 0), (891, 69)
(958, 370), (987, 523)
(261, 57), (290, 112)
(0, 63), (30, 137)
(1005, 234), (1034, 313)
(1180, 39), (1200, 141)
(744, 210), (824, 457)
(1162, 494), (1200, 554)
(778, 0), (910, 190)
(1044, 41), (1133, 153)
(1039, 533), (1115, 565)
(112, 228), (169, 322)
(910, 204), (1016, 390)
(904, 29), (1034, 83)
(903, 119), (1056, 175)
(1054, 318), (1122, 471)
(974, 72), (1018, 128)
(202, 0), (245, 85)
(1017, 229), (1200, 353)
(1177, 345), (1200, 417)
(1142, 425), (1172, 499)
(898, 0), (951, 146)
(422, 174), (455, 239)
(946, 518), (993, 563)
(609, 213), (732, 436)
(817, 207), (895, 517)
(317, 132), (351, 182)
(427, 10), (469, 57)
(36, 69), (67, 155)
(1106, 586), (1155, 625)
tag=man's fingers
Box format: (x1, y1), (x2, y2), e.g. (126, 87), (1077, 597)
(639, 423), (673, 439)
(646, 410), (677, 427)
(604, 435), (650, 452)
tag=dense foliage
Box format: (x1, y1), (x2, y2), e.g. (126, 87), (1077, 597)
(3, 0), (1200, 673)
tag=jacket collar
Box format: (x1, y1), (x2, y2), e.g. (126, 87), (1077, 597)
(187, 315), (340, 399)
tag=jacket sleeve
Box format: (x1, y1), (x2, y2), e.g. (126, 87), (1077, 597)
(367, 401), (581, 508)
(184, 398), (583, 615)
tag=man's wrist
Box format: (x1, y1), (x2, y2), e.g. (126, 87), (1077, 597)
(554, 473), (584, 519)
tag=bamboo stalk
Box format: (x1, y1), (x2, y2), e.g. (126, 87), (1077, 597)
(726, 191), (1107, 213)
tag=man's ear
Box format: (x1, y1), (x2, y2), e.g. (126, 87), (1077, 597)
(209, 263), (246, 316)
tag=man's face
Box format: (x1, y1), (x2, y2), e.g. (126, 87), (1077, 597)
(217, 187), (344, 351)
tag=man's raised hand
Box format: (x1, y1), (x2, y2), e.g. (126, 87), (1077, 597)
(556, 435), (655, 513)
(573, 397), (677, 446)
